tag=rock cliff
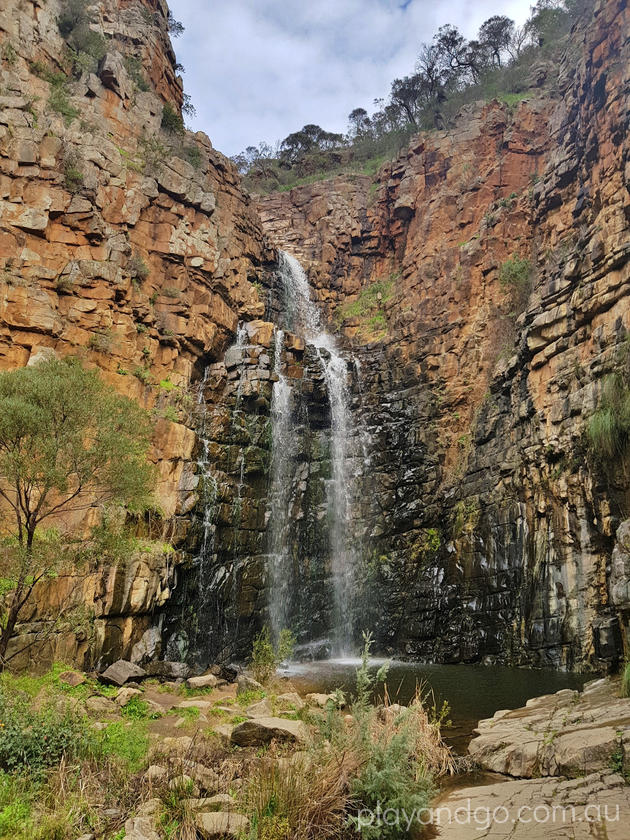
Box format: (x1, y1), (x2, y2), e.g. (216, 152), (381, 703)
(0, 0), (273, 667)
(1, 0), (629, 673)
(257, 0), (630, 670)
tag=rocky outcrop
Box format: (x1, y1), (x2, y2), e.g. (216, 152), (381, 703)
(468, 677), (630, 778)
(0, 0), (272, 667)
(256, 0), (630, 670)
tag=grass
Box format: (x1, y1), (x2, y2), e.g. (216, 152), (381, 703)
(334, 275), (395, 342)
(588, 374), (630, 463)
(99, 720), (150, 772)
(621, 662), (630, 698)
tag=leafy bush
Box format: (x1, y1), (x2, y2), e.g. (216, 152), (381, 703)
(0, 688), (92, 774)
(161, 102), (184, 134)
(250, 626), (296, 683)
(58, 0), (107, 75)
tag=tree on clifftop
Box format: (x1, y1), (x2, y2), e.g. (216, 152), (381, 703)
(0, 357), (155, 666)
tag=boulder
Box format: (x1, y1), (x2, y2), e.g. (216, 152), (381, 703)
(161, 736), (193, 755)
(178, 699), (213, 711)
(236, 674), (263, 696)
(231, 717), (308, 747)
(182, 760), (220, 793)
(116, 687), (143, 707)
(144, 765), (168, 783)
(145, 661), (190, 680)
(305, 692), (341, 708)
(186, 673), (220, 690)
(195, 812), (250, 839)
(100, 660), (146, 686)
(85, 695), (117, 716)
(169, 775), (200, 796)
(123, 816), (160, 840)
(276, 692), (306, 712)
(246, 697), (273, 718)
(58, 670), (86, 688)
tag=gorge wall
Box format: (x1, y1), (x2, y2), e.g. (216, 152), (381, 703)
(0, 0), (274, 668)
(257, 0), (630, 671)
(1, 0), (629, 674)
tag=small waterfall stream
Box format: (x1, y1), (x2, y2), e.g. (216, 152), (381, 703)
(269, 251), (358, 654)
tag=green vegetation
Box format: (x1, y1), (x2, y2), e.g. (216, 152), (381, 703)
(622, 662), (630, 698)
(452, 496), (481, 539)
(243, 632), (452, 839)
(250, 626), (296, 683)
(132, 364), (153, 385)
(128, 250), (150, 286)
(499, 254), (533, 316)
(234, 1), (594, 193)
(0, 685), (91, 774)
(183, 142), (202, 169)
(0, 358), (155, 665)
(1, 42), (17, 66)
(58, 0), (107, 76)
(410, 527), (441, 566)
(123, 54), (150, 92)
(62, 149), (83, 192)
(588, 374), (630, 463)
(161, 102), (185, 135)
(334, 275), (395, 342)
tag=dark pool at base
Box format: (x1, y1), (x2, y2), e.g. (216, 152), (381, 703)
(283, 659), (592, 752)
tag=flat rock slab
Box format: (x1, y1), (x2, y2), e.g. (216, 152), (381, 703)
(231, 716), (308, 746)
(100, 660), (146, 686)
(468, 677), (630, 777)
(434, 771), (630, 840)
(196, 811), (249, 838)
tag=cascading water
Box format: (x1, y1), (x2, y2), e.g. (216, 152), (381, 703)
(267, 329), (295, 640)
(269, 251), (358, 653)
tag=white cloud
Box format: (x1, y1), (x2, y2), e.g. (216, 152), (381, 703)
(168, 0), (533, 156)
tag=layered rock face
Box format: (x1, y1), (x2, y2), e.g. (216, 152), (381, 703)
(0, 0), (272, 667)
(258, 0), (630, 670)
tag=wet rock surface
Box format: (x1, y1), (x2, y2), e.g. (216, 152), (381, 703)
(256, 0), (630, 670)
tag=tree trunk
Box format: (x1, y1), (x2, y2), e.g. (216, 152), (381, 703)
(0, 601), (21, 670)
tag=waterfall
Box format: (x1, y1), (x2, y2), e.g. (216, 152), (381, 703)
(270, 251), (357, 654)
(268, 329), (295, 640)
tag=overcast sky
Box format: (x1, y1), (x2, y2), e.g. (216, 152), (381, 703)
(168, 0), (533, 158)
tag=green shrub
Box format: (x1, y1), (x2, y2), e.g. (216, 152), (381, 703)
(0, 688), (92, 774)
(183, 143), (202, 169)
(128, 251), (149, 286)
(161, 102), (184, 134)
(621, 662), (630, 698)
(132, 365), (152, 385)
(250, 626), (296, 683)
(48, 82), (79, 125)
(588, 375), (630, 462)
(123, 55), (150, 92)
(63, 150), (83, 192)
(58, 0), (107, 76)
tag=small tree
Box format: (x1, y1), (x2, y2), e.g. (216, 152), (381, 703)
(0, 357), (155, 664)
